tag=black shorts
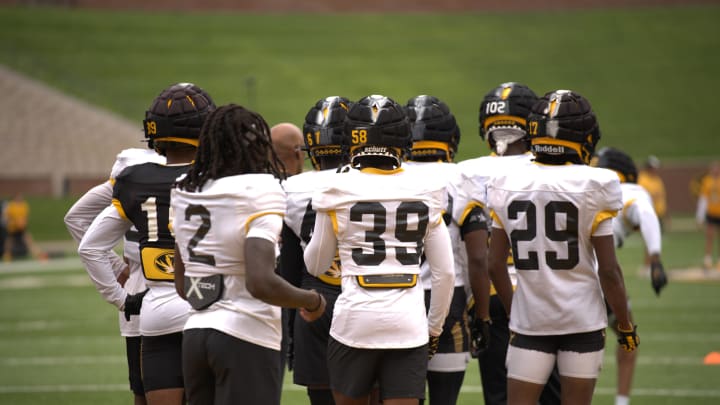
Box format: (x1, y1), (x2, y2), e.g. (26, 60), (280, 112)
(125, 336), (144, 396)
(424, 286), (470, 354)
(327, 336), (427, 400)
(292, 282), (340, 387)
(183, 328), (282, 405)
(510, 329), (606, 354)
(707, 214), (720, 226)
(141, 332), (184, 392)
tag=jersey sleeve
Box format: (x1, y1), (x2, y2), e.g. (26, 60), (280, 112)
(591, 172), (623, 235)
(625, 196), (662, 255)
(64, 182), (114, 243)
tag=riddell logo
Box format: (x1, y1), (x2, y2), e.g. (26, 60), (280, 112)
(534, 144), (565, 154)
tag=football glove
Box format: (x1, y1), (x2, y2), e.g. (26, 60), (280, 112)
(617, 323), (639, 352)
(428, 335), (440, 360)
(471, 318), (492, 357)
(650, 260), (668, 296)
(123, 289), (148, 321)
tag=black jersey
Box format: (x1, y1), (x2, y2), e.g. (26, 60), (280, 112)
(112, 162), (190, 282)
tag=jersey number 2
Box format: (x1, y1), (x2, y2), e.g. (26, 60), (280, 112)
(184, 204), (216, 266)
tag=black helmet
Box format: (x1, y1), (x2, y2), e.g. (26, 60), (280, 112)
(143, 82), (216, 151)
(343, 95), (410, 168)
(303, 96), (351, 170)
(479, 82), (538, 154)
(593, 147), (638, 183)
(527, 90), (600, 164)
(405, 95), (461, 162)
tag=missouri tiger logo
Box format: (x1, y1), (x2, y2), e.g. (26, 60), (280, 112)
(141, 247), (175, 281)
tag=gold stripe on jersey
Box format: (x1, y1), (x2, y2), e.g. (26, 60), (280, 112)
(490, 209), (504, 229)
(459, 202), (485, 227)
(592, 209), (618, 234)
(244, 211), (284, 234)
(328, 210), (339, 236)
(112, 198), (128, 220)
(141, 246), (175, 281)
(109, 178), (116, 186)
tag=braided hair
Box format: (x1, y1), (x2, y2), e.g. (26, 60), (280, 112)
(177, 104), (286, 192)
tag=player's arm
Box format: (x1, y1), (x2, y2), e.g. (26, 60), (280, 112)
(278, 223), (304, 287)
(173, 243), (186, 299)
(424, 216), (456, 337)
(487, 223), (513, 315)
(462, 205), (491, 321)
(245, 214), (325, 321)
(303, 211), (337, 277)
(77, 205), (132, 310)
(592, 220), (632, 327)
(627, 199), (668, 294)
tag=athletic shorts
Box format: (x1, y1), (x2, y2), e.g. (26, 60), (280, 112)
(292, 283), (340, 387)
(327, 336), (427, 400)
(183, 328), (282, 405)
(507, 330), (606, 383)
(707, 214), (720, 226)
(125, 336), (144, 396)
(141, 332), (184, 392)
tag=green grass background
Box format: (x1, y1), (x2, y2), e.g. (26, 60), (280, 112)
(1, 5), (719, 163)
(2, 4), (720, 405)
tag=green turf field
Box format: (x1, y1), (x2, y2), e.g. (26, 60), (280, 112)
(1, 219), (719, 405)
(1, 5), (719, 162)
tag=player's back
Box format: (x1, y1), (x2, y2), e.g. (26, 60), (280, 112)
(488, 162), (622, 335)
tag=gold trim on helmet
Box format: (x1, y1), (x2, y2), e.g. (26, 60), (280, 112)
(483, 115), (527, 131)
(411, 140), (452, 161)
(531, 137), (595, 164)
(152, 137), (200, 147)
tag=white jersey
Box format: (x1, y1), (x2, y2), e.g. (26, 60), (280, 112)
(69, 148), (164, 337)
(488, 163), (622, 335)
(613, 182), (662, 255)
(452, 153), (533, 290)
(306, 167), (455, 349)
(283, 169), (343, 285)
(171, 174), (286, 351)
(403, 161), (465, 290)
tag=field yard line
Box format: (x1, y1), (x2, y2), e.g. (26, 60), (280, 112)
(0, 257), (83, 274)
(0, 355), (125, 366)
(0, 384), (719, 397)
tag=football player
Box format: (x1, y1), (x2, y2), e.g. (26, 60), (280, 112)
(697, 161), (720, 271)
(278, 96), (351, 405)
(486, 90), (638, 404)
(452, 82), (562, 405)
(170, 104), (325, 405)
(593, 146), (668, 405)
(78, 83), (214, 405)
(403, 95), (468, 405)
(65, 148), (165, 405)
(303, 95), (455, 405)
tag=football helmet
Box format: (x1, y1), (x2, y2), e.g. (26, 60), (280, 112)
(303, 96), (351, 170)
(343, 95), (410, 168)
(405, 95), (461, 162)
(527, 90), (600, 164)
(479, 82), (538, 154)
(143, 83), (216, 150)
(592, 147), (638, 183)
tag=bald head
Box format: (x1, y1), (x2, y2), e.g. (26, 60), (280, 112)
(271, 123), (305, 176)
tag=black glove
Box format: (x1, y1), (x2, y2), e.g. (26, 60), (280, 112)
(650, 260), (668, 296)
(428, 335), (440, 360)
(123, 289), (148, 321)
(471, 318), (492, 357)
(617, 323), (640, 352)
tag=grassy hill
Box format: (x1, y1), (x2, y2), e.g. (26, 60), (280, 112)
(1, 5), (718, 163)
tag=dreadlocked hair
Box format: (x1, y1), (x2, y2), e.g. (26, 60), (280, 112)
(177, 104), (286, 192)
